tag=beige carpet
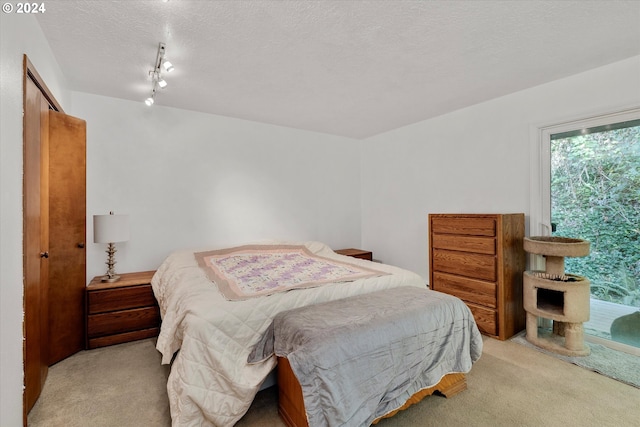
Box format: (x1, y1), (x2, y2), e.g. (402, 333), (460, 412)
(29, 337), (640, 427)
(511, 331), (640, 388)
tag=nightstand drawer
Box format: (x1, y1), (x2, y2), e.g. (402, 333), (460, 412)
(88, 328), (159, 349)
(432, 272), (497, 308)
(432, 249), (496, 282)
(88, 284), (156, 314)
(87, 306), (160, 338)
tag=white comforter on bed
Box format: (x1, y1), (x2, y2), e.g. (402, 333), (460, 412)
(151, 241), (425, 427)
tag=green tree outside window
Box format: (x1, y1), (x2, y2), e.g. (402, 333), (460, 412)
(551, 124), (639, 307)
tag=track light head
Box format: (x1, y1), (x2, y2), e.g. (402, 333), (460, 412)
(163, 60), (174, 73)
(158, 78), (167, 88)
(145, 97), (155, 106)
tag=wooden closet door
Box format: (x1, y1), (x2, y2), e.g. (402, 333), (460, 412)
(47, 110), (87, 365)
(23, 76), (51, 413)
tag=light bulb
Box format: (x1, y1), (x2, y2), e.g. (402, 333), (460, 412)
(158, 78), (167, 88)
(162, 60), (174, 73)
(145, 97), (155, 106)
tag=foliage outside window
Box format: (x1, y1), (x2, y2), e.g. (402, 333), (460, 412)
(551, 123), (639, 307)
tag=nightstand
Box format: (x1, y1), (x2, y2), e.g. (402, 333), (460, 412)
(86, 270), (160, 349)
(335, 248), (373, 261)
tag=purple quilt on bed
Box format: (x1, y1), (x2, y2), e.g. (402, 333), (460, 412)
(194, 244), (387, 300)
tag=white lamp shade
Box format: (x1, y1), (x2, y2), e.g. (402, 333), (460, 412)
(93, 214), (130, 243)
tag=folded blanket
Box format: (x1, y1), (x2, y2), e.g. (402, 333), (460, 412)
(250, 286), (483, 427)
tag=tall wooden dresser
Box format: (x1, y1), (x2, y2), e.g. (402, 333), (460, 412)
(429, 213), (525, 340)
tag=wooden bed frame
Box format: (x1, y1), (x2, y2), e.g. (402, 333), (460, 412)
(276, 356), (467, 427)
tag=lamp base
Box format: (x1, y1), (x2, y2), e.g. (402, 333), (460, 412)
(102, 242), (121, 283)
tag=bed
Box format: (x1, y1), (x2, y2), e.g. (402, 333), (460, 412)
(152, 241), (481, 426)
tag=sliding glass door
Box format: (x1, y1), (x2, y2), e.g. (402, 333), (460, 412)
(549, 118), (639, 349)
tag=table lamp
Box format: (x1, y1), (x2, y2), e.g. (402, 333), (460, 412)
(93, 211), (130, 282)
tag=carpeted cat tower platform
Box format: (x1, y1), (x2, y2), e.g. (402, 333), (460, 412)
(523, 236), (591, 357)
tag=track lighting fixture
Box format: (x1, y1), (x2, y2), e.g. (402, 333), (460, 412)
(144, 42), (174, 106)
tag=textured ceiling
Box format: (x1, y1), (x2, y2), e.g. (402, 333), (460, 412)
(36, 0), (640, 139)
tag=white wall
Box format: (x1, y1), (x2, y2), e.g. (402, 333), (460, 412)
(0, 13), (70, 427)
(68, 92), (362, 280)
(360, 56), (640, 280)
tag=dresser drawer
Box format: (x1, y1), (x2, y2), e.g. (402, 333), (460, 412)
(466, 302), (497, 336)
(431, 234), (496, 255)
(432, 272), (497, 308)
(432, 249), (497, 282)
(88, 284), (157, 314)
(431, 217), (496, 236)
(87, 306), (160, 338)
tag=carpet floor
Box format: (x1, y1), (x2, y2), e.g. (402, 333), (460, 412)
(511, 331), (640, 389)
(29, 336), (640, 426)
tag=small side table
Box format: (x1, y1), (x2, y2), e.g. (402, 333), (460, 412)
(86, 270), (160, 349)
(335, 248), (373, 261)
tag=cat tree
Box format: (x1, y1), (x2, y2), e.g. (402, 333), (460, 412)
(523, 236), (591, 356)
